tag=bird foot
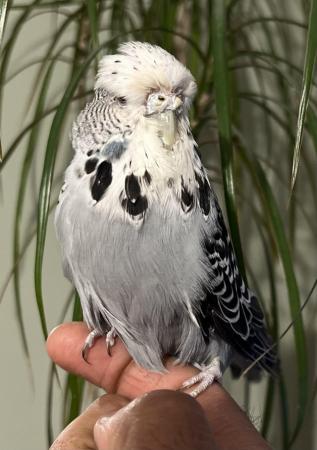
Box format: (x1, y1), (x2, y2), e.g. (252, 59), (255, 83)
(82, 329), (102, 363)
(106, 328), (117, 356)
(179, 357), (222, 398)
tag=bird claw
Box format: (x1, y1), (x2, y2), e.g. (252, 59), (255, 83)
(179, 357), (222, 398)
(81, 346), (92, 364)
(81, 329), (102, 364)
(106, 328), (117, 356)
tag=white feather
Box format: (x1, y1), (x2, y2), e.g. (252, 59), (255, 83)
(95, 41), (197, 109)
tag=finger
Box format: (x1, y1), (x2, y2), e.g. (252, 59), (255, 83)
(116, 356), (198, 399)
(47, 322), (198, 398)
(197, 383), (272, 450)
(50, 394), (128, 450)
(47, 322), (132, 393)
(94, 390), (216, 450)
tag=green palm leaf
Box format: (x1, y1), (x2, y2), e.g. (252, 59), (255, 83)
(0, 0), (9, 160)
(290, 0), (317, 195)
(211, 0), (247, 279)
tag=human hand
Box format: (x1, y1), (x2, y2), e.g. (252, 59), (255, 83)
(50, 390), (215, 450)
(47, 322), (272, 450)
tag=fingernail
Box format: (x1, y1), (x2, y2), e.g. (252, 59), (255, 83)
(96, 406), (126, 431)
(48, 325), (61, 338)
(96, 396), (144, 433)
(96, 398), (137, 431)
(96, 415), (112, 430)
(94, 416), (114, 449)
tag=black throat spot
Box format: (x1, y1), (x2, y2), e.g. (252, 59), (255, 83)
(91, 161), (112, 202)
(85, 158), (98, 174)
(125, 173), (141, 201)
(122, 196), (148, 218)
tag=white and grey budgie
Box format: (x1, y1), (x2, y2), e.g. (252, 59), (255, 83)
(55, 41), (277, 396)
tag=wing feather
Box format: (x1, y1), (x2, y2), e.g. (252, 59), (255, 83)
(195, 174), (278, 374)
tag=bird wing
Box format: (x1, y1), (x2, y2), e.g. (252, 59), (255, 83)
(195, 175), (277, 374)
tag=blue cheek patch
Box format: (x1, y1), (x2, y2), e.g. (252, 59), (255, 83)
(101, 139), (127, 159)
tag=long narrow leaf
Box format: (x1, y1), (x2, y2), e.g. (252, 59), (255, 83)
(0, 197), (58, 304)
(63, 292), (84, 427)
(87, 0), (99, 50)
(290, 0), (317, 195)
(0, 0), (41, 164)
(0, 0), (9, 160)
(0, 0), (41, 112)
(259, 226), (279, 439)
(238, 146), (308, 445)
(211, 0), (247, 279)
(63, 372), (85, 426)
(46, 363), (55, 446)
(306, 105), (317, 151)
(0, 89), (93, 172)
(233, 50), (317, 89)
(47, 289), (74, 446)
(34, 46), (104, 339)
(13, 59), (55, 361)
(24, 8), (82, 115)
(0, 0), (9, 46)
(231, 16), (307, 35)
(279, 375), (290, 450)
(5, 54), (72, 85)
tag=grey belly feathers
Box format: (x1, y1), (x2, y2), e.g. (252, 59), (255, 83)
(57, 181), (229, 371)
(55, 43), (277, 377)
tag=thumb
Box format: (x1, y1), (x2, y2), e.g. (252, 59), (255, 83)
(94, 390), (215, 450)
(50, 394), (128, 450)
(94, 397), (141, 450)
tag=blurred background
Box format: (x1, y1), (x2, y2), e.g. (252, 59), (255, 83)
(0, 0), (317, 449)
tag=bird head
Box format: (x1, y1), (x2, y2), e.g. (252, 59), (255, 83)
(95, 42), (197, 119)
(144, 91), (183, 117)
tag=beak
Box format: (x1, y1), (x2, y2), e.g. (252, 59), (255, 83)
(169, 95), (183, 111)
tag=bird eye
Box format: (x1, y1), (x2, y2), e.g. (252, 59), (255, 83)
(118, 97), (127, 105)
(158, 95), (165, 101)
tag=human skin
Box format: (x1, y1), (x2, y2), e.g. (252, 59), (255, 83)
(47, 322), (272, 450)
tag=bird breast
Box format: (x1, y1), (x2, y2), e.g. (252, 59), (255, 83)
(143, 110), (177, 149)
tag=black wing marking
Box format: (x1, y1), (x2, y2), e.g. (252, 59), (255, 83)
(195, 177), (278, 374)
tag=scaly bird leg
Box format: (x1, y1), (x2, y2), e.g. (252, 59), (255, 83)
(179, 356), (222, 398)
(81, 329), (102, 363)
(106, 327), (117, 356)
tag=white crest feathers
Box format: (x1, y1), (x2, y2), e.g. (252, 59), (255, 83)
(95, 41), (197, 108)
